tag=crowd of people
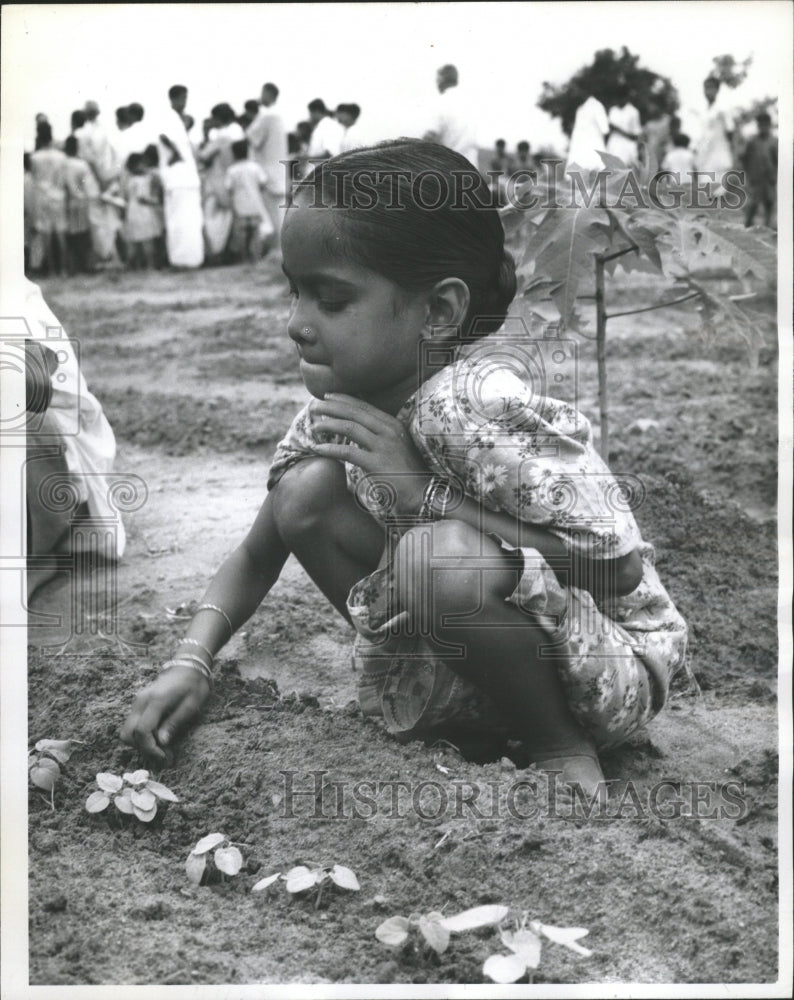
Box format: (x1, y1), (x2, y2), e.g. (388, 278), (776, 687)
(24, 66), (778, 279)
(24, 83), (368, 277)
(563, 73), (777, 226)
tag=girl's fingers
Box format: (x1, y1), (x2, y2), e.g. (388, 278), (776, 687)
(310, 416), (376, 450)
(313, 395), (402, 436)
(156, 692), (203, 749)
(308, 440), (373, 469)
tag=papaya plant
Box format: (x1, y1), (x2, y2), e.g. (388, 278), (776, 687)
(375, 904), (509, 956)
(503, 154), (777, 457)
(483, 915), (592, 984)
(186, 833), (244, 885)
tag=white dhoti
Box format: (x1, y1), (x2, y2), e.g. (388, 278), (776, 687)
(163, 162), (204, 268)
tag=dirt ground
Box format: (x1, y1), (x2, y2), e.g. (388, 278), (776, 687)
(26, 256), (781, 986)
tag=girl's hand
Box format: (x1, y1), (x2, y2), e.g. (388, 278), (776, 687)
(120, 664), (210, 764)
(308, 394), (431, 516)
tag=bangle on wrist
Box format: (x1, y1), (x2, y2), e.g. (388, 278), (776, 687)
(176, 637), (215, 665)
(160, 657), (213, 685)
(195, 603), (234, 638)
(418, 476), (456, 521)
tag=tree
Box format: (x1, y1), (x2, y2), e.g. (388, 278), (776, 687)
(537, 47), (679, 135)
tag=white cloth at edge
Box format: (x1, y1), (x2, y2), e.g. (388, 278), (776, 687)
(426, 86), (479, 167)
(606, 103), (641, 165)
(566, 96), (609, 172)
(15, 278), (125, 556)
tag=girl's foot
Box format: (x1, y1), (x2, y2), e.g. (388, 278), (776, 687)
(532, 751), (605, 798)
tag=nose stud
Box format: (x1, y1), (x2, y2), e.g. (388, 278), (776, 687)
(302, 327), (311, 336)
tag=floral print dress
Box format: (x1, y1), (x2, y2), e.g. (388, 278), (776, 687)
(267, 339), (688, 749)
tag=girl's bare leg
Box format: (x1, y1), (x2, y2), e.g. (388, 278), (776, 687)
(394, 520), (604, 791)
(270, 458), (384, 621)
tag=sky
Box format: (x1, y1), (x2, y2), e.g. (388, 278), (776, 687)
(2, 1), (791, 156)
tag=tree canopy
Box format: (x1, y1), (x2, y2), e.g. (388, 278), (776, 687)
(537, 46), (679, 136)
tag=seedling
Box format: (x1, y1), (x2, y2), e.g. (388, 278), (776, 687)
(85, 769), (178, 823)
(29, 739), (83, 809)
(252, 863), (360, 910)
(482, 914), (592, 984)
(376, 904), (509, 955)
(186, 833), (244, 885)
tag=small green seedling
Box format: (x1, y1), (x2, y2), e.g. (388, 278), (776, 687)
(376, 904), (509, 956)
(186, 833), (244, 885)
(85, 769), (178, 823)
(29, 739), (83, 809)
(252, 863), (360, 909)
(483, 916), (592, 984)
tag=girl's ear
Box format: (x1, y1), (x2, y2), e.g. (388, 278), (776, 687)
(423, 278), (470, 340)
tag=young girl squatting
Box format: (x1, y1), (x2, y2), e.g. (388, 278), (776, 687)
(121, 141), (688, 794)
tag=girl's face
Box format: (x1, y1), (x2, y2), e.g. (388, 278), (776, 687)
(281, 202), (429, 411)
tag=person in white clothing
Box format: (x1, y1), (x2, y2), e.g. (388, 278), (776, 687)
(307, 99), (345, 160)
(606, 87), (641, 167)
(566, 93), (609, 172)
(423, 64), (479, 168)
(17, 279), (125, 598)
(246, 82), (288, 245)
(157, 85), (204, 268)
(690, 76), (735, 185)
(661, 133), (696, 178)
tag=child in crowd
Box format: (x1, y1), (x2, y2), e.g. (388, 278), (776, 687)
(741, 112), (777, 228)
(123, 153), (164, 269)
(142, 144), (166, 268)
(661, 133), (696, 178)
(224, 139), (270, 262)
(63, 135), (99, 274)
(29, 123), (68, 275)
(121, 140), (688, 795)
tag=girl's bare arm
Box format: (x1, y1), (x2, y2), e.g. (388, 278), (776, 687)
(120, 492), (288, 761)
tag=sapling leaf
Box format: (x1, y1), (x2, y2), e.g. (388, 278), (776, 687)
(132, 802), (158, 823)
(285, 867), (320, 893)
(114, 791), (134, 815)
(130, 788), (156, 811)
(29, 758), (60, 792)
(146, 780), (179, 802)
(441, 904), (510, 932)
(531, 922), (592, 957)
(418, 915), (450, 954)
(186, 851), (207, 885)
(192, 832), (227, 855)
(329, 864), (360, 891)
(96, 772), (123, 794)
(35, 739), (76, 764)
(85, 790), (110, 813)
(501, 928), (542, 968)
(375, 916), (411, 947)
(483, 952), (528, 984)
(123, 769), (150, 786)
(252, 872), (282, 892)
(214, 846), (243, 876)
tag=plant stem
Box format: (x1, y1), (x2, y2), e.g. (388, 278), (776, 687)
(595, 254), (609, 461)
(315, 880), (324, 911)
(603, 243), (638, 263)
(606, 291), (700, 319)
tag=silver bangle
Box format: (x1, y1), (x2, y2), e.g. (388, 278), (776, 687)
(176, 637), (215, 664)
(160, 657), (213, 684)
(196, 603), (234, 637)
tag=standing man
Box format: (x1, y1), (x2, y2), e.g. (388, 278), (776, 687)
(246, 82), (288, 251)
(566, 91), (609, 172)
(157, 85), (204, 268)
(423, 64), (480, 168)
(306, 99), (345, 160)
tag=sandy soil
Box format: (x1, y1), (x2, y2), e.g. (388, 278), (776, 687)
(26, 257), (780, 985)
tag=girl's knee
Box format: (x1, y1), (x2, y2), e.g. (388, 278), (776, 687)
(395, 519), (517, 615)
(271, 458), (347, 539)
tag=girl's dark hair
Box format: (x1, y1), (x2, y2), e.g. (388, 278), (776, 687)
(292, 139), (516, 339)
